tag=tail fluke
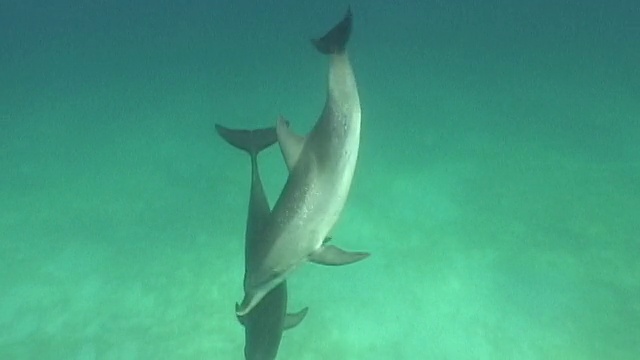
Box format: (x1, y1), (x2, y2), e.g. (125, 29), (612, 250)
(311, 7), (353, 55)
(215, 124), (277, 156)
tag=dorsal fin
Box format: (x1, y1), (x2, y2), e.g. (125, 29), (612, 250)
(276, 116), (305, 171)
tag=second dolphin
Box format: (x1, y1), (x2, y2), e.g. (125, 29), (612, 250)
(216, 124), (308, 360)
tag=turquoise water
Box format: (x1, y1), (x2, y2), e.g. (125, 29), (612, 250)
(1, 1), (638, 359)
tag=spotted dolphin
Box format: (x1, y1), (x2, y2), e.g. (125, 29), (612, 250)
(237, 8), (369, 316)
(215, 124), (308, 360)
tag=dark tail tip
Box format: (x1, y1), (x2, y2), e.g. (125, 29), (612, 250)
(311, 6), (353, 55)
(215, 124), (277, 156)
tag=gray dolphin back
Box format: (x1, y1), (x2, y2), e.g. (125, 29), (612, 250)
(216, 123), (309, 360)
(215, 123), (277, 269)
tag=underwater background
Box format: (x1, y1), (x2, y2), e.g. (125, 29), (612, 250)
(1, 0), (638, 359)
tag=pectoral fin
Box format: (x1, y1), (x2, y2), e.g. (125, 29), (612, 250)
(283, 307), (309, 330)
(235, 302), (245, 326)
(308, 245), (370, 266)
